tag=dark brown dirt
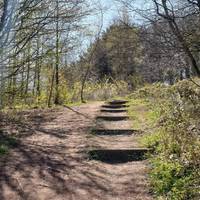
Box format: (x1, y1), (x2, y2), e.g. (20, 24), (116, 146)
(0, 102), (153, 200)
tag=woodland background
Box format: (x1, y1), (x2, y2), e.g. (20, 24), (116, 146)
(0, 1), (200, 199)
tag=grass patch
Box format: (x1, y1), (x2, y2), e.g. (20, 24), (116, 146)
(65, 101), (83, 107)
(0, 133), (18, 156)
(141, 130), (164, 151)
(127, 98), (157, 131)
(0, 144), (9, 155)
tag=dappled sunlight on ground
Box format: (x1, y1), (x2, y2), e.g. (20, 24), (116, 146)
(0, 102), (152, 200)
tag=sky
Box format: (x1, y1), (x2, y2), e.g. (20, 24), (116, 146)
(92, 0), (150, 31)
(100, 0), (120, 29)
(75, 0), (150, 59)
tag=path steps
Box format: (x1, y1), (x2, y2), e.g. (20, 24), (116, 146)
(89, 99), (149, 164)
(108, 100), (129, 105)
(100, 109), (127, 113)
(102, 104), (128, 109)
(91, 129), (140, 136)
(89, 149), (150, 164)
(96, 116), (129, 121)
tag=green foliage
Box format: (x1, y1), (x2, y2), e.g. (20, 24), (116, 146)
(81, 21), (142, 85)
(2, 78), (129, 109)
(0, 134), (18, 156)
(141, 130), (164, 151)
(128, 79), (200, 200)
(127, 99), (151, 130)
(83, 79), (128, 101)
(0, 144), (8, 155)
(150, 158), (197, 200)
(59, 78), (129, 103)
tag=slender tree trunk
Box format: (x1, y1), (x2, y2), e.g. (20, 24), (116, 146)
(48, 65), (55, 107)
(25, 43), (31, 104)
(21, 64), (25, 97)
(35, 36), (41, 103)
(80, 64), (90, 103)
(25, 64), (30, 103)
(37, 64), (41, 97)
(54, 0), (60, 105)
(11, 54), (17, 106)
(33, 66), (37, 96)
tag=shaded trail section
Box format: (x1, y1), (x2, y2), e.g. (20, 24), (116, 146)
(0, 102), (152, 200)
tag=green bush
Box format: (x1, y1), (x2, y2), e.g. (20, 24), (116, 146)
(2, 78), (130, 109)
(131, 79), (200, 200)
(141, 130), (164, 151)
(150, 158), (197, 200)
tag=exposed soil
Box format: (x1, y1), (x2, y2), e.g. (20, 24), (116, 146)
(0, 102), (153, 200)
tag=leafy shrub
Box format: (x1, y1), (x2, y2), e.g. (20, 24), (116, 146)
(130, 79), (200, 200)
(150, 158), (197, 200)
(141, 130), (164, 151)
(2, 78), (129, 108)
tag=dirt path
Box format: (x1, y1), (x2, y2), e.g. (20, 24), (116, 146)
(0, 102), (152, 200)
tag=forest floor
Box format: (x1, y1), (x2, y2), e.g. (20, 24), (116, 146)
(0, 102), (153, 200)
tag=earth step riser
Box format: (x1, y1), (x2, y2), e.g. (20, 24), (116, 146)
(108, 100), (128, 105)
(91, 129), (141, 136)
(88, 149), (151, 164)
(102, 105), (129, 109)
(100, 109), (127, 113)
(96, 116), (129, 121)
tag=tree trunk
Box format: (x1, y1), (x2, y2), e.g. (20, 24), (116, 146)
(54, 0), (60, 105)
(48, 66), (55, 107)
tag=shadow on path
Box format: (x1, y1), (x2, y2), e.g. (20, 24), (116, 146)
(0, 102), (152, 200)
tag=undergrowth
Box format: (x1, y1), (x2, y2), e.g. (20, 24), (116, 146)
(0, 131), (18, 156)
(128, 79), (200, 200)
(2, 79), (129, 109)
